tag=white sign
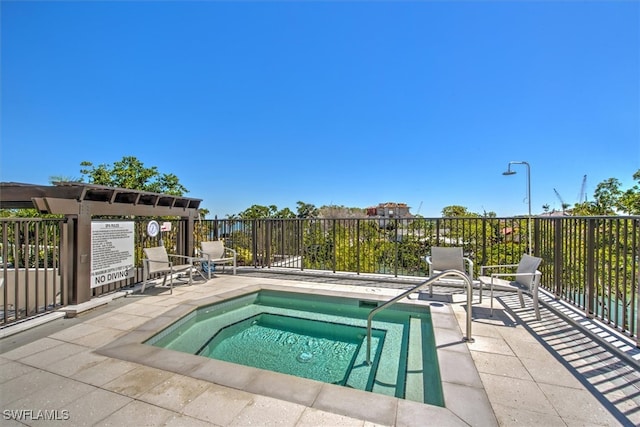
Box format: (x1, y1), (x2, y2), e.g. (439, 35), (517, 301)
(91, 221), (135, 288)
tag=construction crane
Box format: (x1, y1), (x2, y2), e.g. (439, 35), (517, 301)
(554, 188), (570, 213)
(578, 175), (587, 203)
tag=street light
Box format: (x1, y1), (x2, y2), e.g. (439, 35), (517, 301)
(502, 161), (532, 255)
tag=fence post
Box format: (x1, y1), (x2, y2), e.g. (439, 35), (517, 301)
(60, 219), (69, 306)
(73, 205), (92, 305)
(332, 219), (336, 273)
(636, 218), (639, 347)
(280, 219), (285, 263)
(356, 219), (361, 275)
(481, 218), (487, 270)
(266, 220), (272, 268)
(2, 222), (8, 324)
(533, 217), (540, 256)
(252, 219), (258, 267)
(586, 218), (596, 318)
(554, 218), (563, 298)
(394, 218), (399, 277)
(299, 219), (305, 272)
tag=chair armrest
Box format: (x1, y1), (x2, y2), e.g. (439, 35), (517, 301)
(488, 271), (540, 279)
(480, 264), (519, 274)
(425, 256), (434, 277)
(168, 254), (191, 262)
(224, 247), (237, 256)
(143, 258), (171, 267)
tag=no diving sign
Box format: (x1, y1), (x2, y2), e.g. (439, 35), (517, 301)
(91, 221), (135, 288)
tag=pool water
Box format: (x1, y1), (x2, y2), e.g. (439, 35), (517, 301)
(146, 290), (444, 406)
(200, 313), (363, 385)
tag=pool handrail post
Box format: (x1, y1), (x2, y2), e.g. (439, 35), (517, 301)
(366, 269), (474, 365)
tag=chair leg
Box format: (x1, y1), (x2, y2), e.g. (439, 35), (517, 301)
(490, 282), (494, 316)
(532, 288), (541, 321)
(518, 290), (525, 308)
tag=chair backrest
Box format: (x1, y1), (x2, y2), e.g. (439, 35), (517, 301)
(144, 246), (169, 274)
(515, 254), (543, 287)
(201, 241), (224, 259)
(430, 247), (465, 271)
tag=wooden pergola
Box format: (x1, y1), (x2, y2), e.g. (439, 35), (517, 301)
(0, 182), (202, 304)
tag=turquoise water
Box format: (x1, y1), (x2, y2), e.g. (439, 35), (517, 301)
(146, 290), (444, 406)
(200, 313), (363, 385)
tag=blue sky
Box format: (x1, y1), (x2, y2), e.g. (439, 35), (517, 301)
(2, 1), (638, 218)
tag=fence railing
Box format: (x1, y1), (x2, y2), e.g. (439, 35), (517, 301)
(1, 218), (66, 325)
(1, 216), (638, 345)
(200, 216), (639, 340)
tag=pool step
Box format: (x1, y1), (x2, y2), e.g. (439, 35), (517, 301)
(370, 322), (407, 399)
(406, 316), (445, 407)
(405, 317), (425, 402)
(343, 333), (381, 391)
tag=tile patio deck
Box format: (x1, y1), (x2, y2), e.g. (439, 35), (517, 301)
(1, 270), (639, 426)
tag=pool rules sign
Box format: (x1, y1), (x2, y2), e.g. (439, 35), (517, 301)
(91, 221), (135, 288)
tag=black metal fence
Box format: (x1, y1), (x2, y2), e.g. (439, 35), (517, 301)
(200, 216), (639, 340)
(1, 216), (638, 345)
(0, 218), (67, 325)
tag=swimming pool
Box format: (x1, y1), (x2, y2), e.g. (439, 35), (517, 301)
(145, 289), (444, 406)
(96, 280), (495, 425)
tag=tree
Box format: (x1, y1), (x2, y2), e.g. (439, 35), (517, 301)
(79, 156), (187, 195)
(441, 205), (478, 217)
(572, 170), (639, 215)
(238, 204), (278, 219)
(275, 207), (296, 218)
(592, 178), (622, 215)
(618, 170), (640, 215)
(296, 201), (319, 218)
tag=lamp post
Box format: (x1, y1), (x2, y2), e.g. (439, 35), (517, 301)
(503, 161), (532, 255)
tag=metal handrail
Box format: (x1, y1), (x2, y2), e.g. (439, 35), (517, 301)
(366, 269), (475, 365)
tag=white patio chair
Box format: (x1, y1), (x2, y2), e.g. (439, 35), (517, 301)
(142, 246), (193, 294)
(425, 247), (475, 298)
(197, 241), (237, 279)
(479, 254), (543, 320)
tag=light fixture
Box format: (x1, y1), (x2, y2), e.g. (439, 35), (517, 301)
(503, 161), (532, 255)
